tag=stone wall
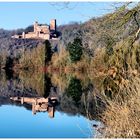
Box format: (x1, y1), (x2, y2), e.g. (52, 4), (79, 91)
(39, 33), (50, 40)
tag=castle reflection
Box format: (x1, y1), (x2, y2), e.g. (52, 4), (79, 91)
(10, 96), (58, 118)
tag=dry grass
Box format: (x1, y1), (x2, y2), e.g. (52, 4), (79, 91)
(88, 39), (140, 138)
(0, 50), (8, 67)
(18, 44), (45, 70)
(51, 47), (70, 67)
(98, 75), (140, 138)
(51, 47), (90, 71)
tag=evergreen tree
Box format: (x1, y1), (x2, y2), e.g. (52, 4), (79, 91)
(67, 38), (83, 62)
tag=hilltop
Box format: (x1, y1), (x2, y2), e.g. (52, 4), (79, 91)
(0, 4), (140, 57)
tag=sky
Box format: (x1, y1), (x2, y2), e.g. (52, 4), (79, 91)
(0, 2), (119, 30)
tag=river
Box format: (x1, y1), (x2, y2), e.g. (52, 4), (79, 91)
(0, 70), (102, 138)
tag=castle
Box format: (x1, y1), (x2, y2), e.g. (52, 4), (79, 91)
(12, 19), (58, 40)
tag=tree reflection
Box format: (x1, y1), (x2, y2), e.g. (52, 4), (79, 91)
(66, 77), (82, 103)
(44, 74), (52, 98)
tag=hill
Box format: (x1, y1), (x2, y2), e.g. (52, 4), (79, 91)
(0, 4), (140, 69)
(57, 4), (140, 56)
(0, 4), (140, 57)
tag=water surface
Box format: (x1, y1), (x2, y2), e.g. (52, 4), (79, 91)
(0, 71), (101, 138)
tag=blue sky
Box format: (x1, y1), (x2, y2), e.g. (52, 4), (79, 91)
(0, 2), (116, 30)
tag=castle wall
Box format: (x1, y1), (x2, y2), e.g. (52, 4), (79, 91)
(39, 33), (50, 40)
(36, 26), (50, 34)
(24, 32), (37, 39)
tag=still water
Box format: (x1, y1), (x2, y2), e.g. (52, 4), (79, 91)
(0, 105), (95, 138)
(0, 71), (100, 138)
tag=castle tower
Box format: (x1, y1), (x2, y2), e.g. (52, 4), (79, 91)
(34, 21), (38, 33)
(50, 19), (56, 31)
(22, 32), (25, 39)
